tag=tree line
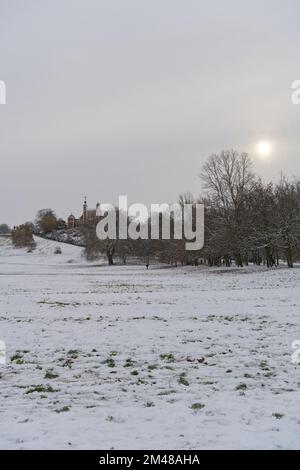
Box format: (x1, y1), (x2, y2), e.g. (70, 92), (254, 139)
(83, 150), (300, 268)
(200, 150), (300, 268)
(9, 149), (300, 268)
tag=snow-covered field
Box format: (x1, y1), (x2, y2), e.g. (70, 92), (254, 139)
(0, 236), (300, 449)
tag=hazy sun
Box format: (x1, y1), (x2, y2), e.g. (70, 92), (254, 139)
(257, 141), (272, 158)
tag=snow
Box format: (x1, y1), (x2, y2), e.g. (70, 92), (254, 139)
(0, 236), (300, 449)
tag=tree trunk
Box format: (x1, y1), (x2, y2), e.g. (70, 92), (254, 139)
(107, 252), (114, 265)
(235, 253), (243, 267)
(286, 246), (293, 268)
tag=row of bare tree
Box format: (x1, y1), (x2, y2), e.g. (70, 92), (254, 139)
(83, 150), (300, 268)
(200, 150), (300, 268)
(10, 149), (300, 267)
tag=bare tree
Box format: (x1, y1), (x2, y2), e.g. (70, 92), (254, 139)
(200, 150), (255, 266)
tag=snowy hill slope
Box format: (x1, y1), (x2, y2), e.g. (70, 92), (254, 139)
(0, 236), (84, 267)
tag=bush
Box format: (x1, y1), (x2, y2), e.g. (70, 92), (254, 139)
(54, 246), (62, 254)
(11, 224), (34, 248)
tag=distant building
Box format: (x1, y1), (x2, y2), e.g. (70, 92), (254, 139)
(67, 198), (100, 228)
(67, 214), (76, 228)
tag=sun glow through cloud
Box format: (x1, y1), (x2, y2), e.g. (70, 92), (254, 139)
(257, 141), (272, 158)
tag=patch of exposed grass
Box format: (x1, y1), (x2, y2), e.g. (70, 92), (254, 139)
(103, 358), (115, 368)
(11, 352), (23, 362)
(160, 353), (175, 363)
(191, 403), (205, 411)
(60, 359), (73, 368)
(38, 300), (80, 308)
(178, 372), (189, 386)
(124, 358), (135, 368)
(264, 371), (276, 378)
(25, 385), (59, 394)
(144, 401), (155, 407)
(273, 413), (284, 419)
(44, 369), (59, 380)
(55, 406), (70, 413)
(158, 389), (177, 396)
(260, 361), (269, 371)
(67, 350), (79, 359)
(236, 383), (247, 391)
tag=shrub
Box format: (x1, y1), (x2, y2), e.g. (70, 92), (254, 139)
(11, 224), (34, 248)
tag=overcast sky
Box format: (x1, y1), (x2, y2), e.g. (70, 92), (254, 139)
(1, 0), (300, 225)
